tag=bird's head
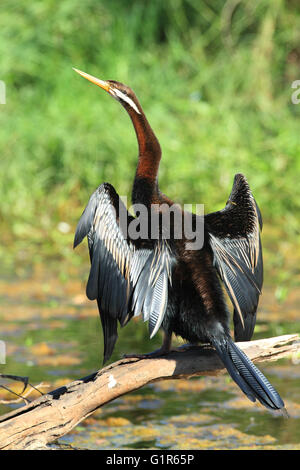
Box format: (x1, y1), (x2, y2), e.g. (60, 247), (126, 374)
(73, 68), (141, 115)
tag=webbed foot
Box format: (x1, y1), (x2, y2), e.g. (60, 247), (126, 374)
(172, 342), (200, 352)
(123, 346), (170, 360)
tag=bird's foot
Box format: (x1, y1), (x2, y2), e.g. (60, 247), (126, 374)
(123, 346), (170, 360)
(122, 343), (201, 360)
(171, 342), (200, 352)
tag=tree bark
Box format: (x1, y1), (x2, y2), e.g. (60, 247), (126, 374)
(0, 334), (298, 450)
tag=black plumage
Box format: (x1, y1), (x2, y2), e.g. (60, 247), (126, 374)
(73, 68), (285, 412)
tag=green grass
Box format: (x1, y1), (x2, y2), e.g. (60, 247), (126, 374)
(0, 0), (299, 286)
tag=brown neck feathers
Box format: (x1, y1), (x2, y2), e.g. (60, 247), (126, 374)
(126, 105), (161, 184)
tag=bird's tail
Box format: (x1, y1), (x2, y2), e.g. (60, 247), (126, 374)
(213, 337), (286, 412)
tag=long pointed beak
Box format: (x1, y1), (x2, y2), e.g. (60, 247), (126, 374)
(73, 68), (111, 94)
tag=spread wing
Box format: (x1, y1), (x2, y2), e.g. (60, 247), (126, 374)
(74, 183), (175, 363)
(205, 174), (263, 341)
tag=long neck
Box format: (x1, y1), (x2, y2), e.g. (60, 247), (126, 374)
(126, 105), (162, 205)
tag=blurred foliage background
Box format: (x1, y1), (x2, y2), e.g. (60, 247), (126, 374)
(0, 0), (299, 290)
(1, 3), (299, 449)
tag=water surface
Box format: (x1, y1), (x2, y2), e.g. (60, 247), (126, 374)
(0, 270), (299, 450)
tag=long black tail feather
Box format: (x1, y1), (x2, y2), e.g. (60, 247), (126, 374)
(233, 308), (257, 342)
(97, 299), (118, 365)
(213, 337), (285, 411)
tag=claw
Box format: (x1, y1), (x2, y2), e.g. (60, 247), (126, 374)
(123, 346), (170, 360)
(171, 342), (200, 352)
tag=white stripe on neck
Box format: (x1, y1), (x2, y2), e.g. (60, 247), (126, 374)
(114, 88), (141, 114)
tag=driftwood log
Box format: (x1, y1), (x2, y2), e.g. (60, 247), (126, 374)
(0, 334), (299, 450)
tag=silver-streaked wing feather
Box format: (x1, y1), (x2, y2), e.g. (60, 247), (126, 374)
(74, 183), (175, 363)
(205, 174), (263, 341)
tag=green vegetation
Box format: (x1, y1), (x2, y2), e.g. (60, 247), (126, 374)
(0, 0), (299, 286)
(0, 2), (299, 448)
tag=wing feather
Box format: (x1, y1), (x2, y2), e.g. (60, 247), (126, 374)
(74, 183), (175, 363)
(148, 270), (169, 338)
(205, 174), (263, 341)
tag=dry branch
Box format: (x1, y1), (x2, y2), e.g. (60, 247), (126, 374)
(0, 334), (299, 450)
